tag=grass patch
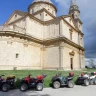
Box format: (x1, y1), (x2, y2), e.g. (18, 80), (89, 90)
(0, 69), (96, 88)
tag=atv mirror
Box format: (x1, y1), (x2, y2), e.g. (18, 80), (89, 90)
(42, 74), (47, 78)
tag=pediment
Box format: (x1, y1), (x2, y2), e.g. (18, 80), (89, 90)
(5, 10), (27, 25)
(64, 16), (77, 29)
(33, 8), (55, 20)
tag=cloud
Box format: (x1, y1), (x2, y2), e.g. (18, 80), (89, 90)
(52, 0), (96, 58)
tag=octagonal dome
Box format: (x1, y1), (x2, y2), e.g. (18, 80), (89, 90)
(33, 0), (53, 4)
(28, 0), (57, 17)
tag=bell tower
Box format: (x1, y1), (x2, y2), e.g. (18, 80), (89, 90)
(69, 0), (80, 19)
(69, 0), (82, 31)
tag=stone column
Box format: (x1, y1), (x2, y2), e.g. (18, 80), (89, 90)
(40, 46), (46, 69)
(26, 17), (30, 34)
(79, 49), (82, 69)
(59, 20), (63, 36)
(59, 42), (64, 70)
(79, 50), (85, 69)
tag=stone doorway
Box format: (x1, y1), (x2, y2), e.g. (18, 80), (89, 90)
(70, 58), (73, 70)
(69, 51), (75, 70)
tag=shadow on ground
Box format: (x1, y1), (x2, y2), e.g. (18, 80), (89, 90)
(0, 90), (51, 96)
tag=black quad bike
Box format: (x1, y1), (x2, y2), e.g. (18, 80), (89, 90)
(20, 74), (47, 92)
(76, 72), (96, 86)
(52, 72), (74, 89)
(0, 75), (17, 92)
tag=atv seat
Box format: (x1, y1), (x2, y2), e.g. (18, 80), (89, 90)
(7, 76), (15, 80)
(69, 72), (74, 77)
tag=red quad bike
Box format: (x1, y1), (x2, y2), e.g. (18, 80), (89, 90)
(20, 74), (47, 91)
(0, 75), (17, 92)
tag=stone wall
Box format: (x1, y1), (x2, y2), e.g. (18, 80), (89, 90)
(34, 11), (53, 21)
(44, 46), (60, 69)
(0, 36), (42, 70)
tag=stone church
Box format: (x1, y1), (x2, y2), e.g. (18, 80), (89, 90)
(0, 0), (85, 70)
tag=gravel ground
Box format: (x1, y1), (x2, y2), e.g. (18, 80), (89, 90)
(0, 85), (96, 96)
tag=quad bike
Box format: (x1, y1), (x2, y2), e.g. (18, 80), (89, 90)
(76, 72), (96, 86)
(51, 72), (74, 89)
(20, 74), (47, 91)
(0, 75), (17, 92)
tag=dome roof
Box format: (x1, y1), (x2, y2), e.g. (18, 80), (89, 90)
(33, 0), (53, 4)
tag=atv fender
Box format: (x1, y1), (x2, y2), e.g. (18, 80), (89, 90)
(53, 79), (61, 84)
(67, 77), (73, 81)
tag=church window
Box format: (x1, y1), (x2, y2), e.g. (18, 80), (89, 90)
(72, 14), (74, 19)
(79, 24), (81, 28)
(52, 11), (54, 15)
(15, 14), (17, 18)
(69, 19), (71, 22)
(71, 8), (73, 10)
(32, 9), (34, 13)
(70, 31), (73, 40)
(46, 14), (47, 16)
(16, 53), (19, 58)
(80, 37), (83, 45)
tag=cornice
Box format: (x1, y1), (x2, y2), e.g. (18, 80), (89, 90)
(0, 31), (43, 44)
(0, 31), (85, 51)
(6, 13), (84, 36)
(43, 36), (85, 51)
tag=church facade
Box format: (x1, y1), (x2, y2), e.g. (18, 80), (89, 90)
(0, 0), (85, 70)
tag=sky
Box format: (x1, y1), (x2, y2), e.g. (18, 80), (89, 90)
(0, 0), (96, 58)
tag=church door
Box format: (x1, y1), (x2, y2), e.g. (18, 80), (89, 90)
(70, 58), (73, 70)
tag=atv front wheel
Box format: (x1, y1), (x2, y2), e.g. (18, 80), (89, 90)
(84, 79), (89, 86)
(20, 83), (28, 91)
(68, 80), (74, 88)
(94, 79), (96, 85)
(2, 84), (10, 92)
(36, 83), (43, 91)
(53, 81), (60, 89)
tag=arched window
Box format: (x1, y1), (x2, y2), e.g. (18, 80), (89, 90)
(52, 11), (54, 15)
(69, 29), (73, 40)
(70, 32), (72, 40)
(16, 53), (19, 58)
(72, 14), (74, 19)
(32, 9), (34, 13)
(15, 14), (17, 19)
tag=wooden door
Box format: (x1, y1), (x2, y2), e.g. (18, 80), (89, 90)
(70, 58), (73, 70)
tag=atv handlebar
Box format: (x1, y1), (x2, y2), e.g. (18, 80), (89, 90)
(56, 73), (62, 76)
(42, 74), (47, 78)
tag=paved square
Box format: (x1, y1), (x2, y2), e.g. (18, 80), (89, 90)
(0, 85), (96, 96)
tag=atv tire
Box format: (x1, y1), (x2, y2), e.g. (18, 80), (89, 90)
(94, 79), (96, 85)
(84, 79), (89, 86)
(53, 81), (60, 89)
(20, 83), (28, 92)
(2, 84), (10, 92)
(68, 80), (74, 88)
(36, 83), (43, 91)
(89, 80), (94, 85)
